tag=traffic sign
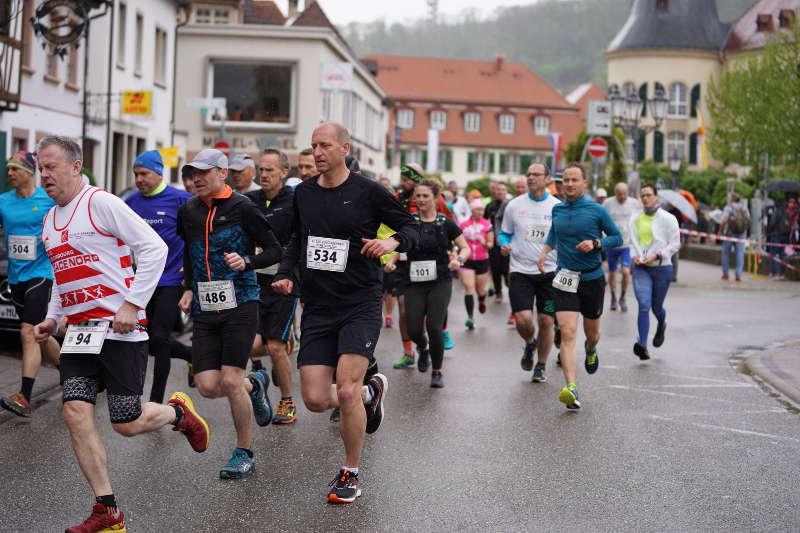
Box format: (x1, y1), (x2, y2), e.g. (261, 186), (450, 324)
(588, 138), (608, 159)
(587, 100), (612, 136)
(213, 140), (231, 157)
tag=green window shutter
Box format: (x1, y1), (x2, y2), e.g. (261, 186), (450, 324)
(520, 154), (532, 172)
(467, 152), (475, 173)
(545, 155), (553, 172)
(422, 149), (428, 169)
(653, 131), (664, 163)
(488, 153), (495, 174)
(400, 149), (407, 166)
(499, 154), (506, 174)
(637, 131), (646, 162)
(689, 133), (698, 165)
(690, 84), (701, 118)
(445, 150), (453, 172)
(639, 83), (648, 117)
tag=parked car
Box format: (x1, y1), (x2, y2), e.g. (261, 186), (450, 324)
(0, 238), (22, 332)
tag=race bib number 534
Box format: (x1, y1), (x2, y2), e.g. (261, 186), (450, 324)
(307, 236), (349, 272)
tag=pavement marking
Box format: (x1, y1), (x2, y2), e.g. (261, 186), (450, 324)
(685, 410), (788, 416)
(645, 371), (748, 385)
(656, 384), (754, 388)
(649, 415), (800, 444)
(608, 385), (774, 408)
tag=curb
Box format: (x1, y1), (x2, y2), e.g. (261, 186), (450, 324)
(745, 349), (800, 407)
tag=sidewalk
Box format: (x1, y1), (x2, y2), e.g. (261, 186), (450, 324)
(672, 258), (800, 293)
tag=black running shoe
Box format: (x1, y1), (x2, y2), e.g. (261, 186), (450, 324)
(653, 322), (666, 348)
(364, 358), (378, 384)
(417, 349), (430, 373)
(430, 370), (444, 388)
(328, 469), (361, 504)
(633, 342), (650, 360)
(520, 341), (537, 372)
(365, 373), (387, 434)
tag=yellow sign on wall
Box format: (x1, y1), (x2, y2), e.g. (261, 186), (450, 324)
(157, 146), (179, 168)
(122, 91), (152, 115)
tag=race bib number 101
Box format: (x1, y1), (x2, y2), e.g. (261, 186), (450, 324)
(307, 236), (349, 272)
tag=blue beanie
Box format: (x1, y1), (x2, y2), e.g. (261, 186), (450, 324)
(133, 150), (163, 176)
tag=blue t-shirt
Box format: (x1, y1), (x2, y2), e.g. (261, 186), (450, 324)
(0, 187), (55, 284)
(545, 195), (622, 281)
(125, 184), (191, 287)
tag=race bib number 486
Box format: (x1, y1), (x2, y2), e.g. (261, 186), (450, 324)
(307, 236), (349, 272)
(198, 280), (237, 312)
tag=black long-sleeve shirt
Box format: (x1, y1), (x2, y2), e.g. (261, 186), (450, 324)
(276, 172), (419, 308)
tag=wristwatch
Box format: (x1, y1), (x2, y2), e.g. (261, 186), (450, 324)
(243, 255), (252, 270)
(592, 239), (601, 250)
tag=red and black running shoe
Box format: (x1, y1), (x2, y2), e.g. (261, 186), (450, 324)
(168, 392), (210, 453)
(328, 469), (361, 504)
(365, 373), (387, 434)
(65, 503), (126, 533)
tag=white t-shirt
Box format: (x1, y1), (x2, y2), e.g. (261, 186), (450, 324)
(500, 192), (560, 275)
(452, 196), (471, 224)
(603, 196), (642, 246)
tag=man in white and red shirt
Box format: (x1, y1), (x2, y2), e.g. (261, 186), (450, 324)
(32, 136), (210, 533)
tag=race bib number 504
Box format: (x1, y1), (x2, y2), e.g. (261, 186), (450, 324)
(8, 235), (37, 261)
(307, 236), (349, 272)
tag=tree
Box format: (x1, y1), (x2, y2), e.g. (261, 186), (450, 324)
(563, 125), (626, 189)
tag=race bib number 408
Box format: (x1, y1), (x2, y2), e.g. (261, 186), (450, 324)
(307, 236), (349, 272)
(552, 269), (580, 294)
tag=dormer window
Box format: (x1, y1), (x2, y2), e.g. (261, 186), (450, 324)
(756, 14), (773, 33)
(779, 9), (796, 29)
(655, 0), (668, 12)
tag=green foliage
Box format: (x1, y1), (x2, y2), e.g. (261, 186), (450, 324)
(711, 180), (753, 209)
(465, 177), (491, 197)
(563, 125), (626, 190)
(81, 168), (97, 187)
(633, 160), (740, 208)
(636, 160), (671, 187)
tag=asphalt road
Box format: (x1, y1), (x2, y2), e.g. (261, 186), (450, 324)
(1, 272), (798, 532)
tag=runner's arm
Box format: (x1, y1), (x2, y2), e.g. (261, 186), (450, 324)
(275, 195), (301, 283)
(242, 203), (282, 270)
(376, 186), (419, 252)
(44, 281), (63, 332)
(660, 212), (682, 261)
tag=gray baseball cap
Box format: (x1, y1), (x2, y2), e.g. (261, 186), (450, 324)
(229, 154), (255, 171)
(186, 148), (228, 170)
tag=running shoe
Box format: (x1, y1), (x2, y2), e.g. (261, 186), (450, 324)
(653, 321), (666, 348)
(556, 352), (562, 366)
(531, 364), (547, 383)
(610, 295), (617, 311)
(443, 331), (454, 350)
(721, 273), (730, 280)
(584, 341), (599, 374)
(520, 341), (537, 372)
(393, 354), (415, 369)
(168, 392), (210, 453)
(495, 293), (503, 304)
(633, 342), (650, 360)
(251, 358), (264, 372)
(507, 313), (516, 326)
(328, 469), (361, 504)
(1, 392), (32, 417)
(417, 349), (430, 373)
(478, 300), (487, 314)
(365, 358), (379, 384)
(329, 407), (340, 424)
(249, 370), (273, 427)
(187, 362), (196, 388)
(619, 298), (628, 312)
(384, 315), (393, 328)
(365, 373), (388, 434)
(65, 503), (126, 533)
(735, 275), (742, 282)
(488, 288), (495, 297)
(465, 317), (475, 330)
(219, 448), (255, 479)
(272, 399), (297, 424)
(554, 326), (561, 348)
(559, 385), (581, 409)
(430, 370), (444, 388)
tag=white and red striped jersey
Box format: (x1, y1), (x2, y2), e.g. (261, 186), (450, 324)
(43, 185), (167, 342)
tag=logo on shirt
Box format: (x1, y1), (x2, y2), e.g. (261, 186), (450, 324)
(32, 206), (39, 211)
(61, 230), (69, 243)
(156, 211), (166, 216)
(343, 201), (352, 205)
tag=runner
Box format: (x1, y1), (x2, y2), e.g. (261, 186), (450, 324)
(459, 199), (494, 330)
(629, 184), (680, 360)
(536, 163), (621, 409)
(125, 150), (193, 403)
(485, 181), (510, 303)
(500, 163), (560, 382)
(177, 148), (283, 478)
(552, 173), (565, 201)
(602, 183), (642, 312)
(392, 178), (468, 387)
(449, 181), (471, 223)
(0, 150), (60, 417)
(272, 121), (418, 503)
(245, 148), (300, 424)
(229, 154), (260, 193)
(181, 164), (196, 195)
(296, 148), (317, 182)
(32, 136), (209, 533)
(514, 176), (527, 197)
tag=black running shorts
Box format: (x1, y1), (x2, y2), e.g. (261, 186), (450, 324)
(10, 278), (52, 325)
(191, 301), (259, 373)
(509, 272), (556, 315)
(297, 298), (381, 367)
(553, 275), (606, 319)
(462, 259), (490, 275)
(258, 293), (299, 342)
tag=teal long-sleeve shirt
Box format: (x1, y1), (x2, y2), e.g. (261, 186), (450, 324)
(545, 195), (622, 281)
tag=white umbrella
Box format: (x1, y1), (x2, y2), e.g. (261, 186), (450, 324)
(659, 189), (697, 223)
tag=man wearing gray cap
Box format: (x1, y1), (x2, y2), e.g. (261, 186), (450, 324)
(229, 154), (259, 194)
(177, 148), (283, 479)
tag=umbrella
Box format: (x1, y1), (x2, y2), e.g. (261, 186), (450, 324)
(679, 189), (698, 210)
(766, 179), (800, 192)
(659, 189), (698, 223)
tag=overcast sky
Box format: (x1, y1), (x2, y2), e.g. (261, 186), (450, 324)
(274, 0), (535, 25)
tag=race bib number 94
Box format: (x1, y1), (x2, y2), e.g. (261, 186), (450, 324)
(8, 235), (37, 261)
(307, 236), (349, 272)
(198, 280), (237, 312)
(61, 321), (110, 354)
(552, 269), (580, 293)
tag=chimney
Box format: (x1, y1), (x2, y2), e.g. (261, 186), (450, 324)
(495, 53), (505, 73)
(288, 0), (299, 18)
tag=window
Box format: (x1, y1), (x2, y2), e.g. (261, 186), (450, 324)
(67, 46), (79, 86)
(668, 82), (688, 117)
(196, 8), (230, 24)
(468, 151), (490, 173)
(154, 27), (167, 86)
(45, 45), (58, 80)
(504, 153), (520, 174)
(464, 112), (480, 132)
(405, 148), (423, 165)
(397, 109), (414, 129)
(666, 131), (686, 160)
(779, 9), (796, 29)
(117, 2), (127, 68)
(534, 116), (550, 135)
(134, 13), (143, 76)
(321, 91), (334, 121)
(430, 110), (447, 131)
(623, 81), (637, 97)
(210, 61), (293, 126)
(22, 1), (33, 70)
(499, 114), (515, 134)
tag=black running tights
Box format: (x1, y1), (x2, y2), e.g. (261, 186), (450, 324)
(404, 278), (452, 371)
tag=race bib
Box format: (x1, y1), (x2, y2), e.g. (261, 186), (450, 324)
(198, 280), (237, 311)
(552, 269), (580, 293)
(409, 260), (437, 282)
(8, 235), (37, 261)
(307, 236), (349, 272)
(525, 224), (549, 244)
(61, 321), (109, 354)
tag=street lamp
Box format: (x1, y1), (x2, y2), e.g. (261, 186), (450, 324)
(669, 150), (681, 190)
(608, 83), (668, 170)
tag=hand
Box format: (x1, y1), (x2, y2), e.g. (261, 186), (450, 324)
(179, 290), (193, 313)
(642, 254), (658, 264)
(361, 237), (399, 258)
(576, 239), (595, 253)
(501, 245), (512, 257)
(224, 252), (246, 271)
(272, 279), (293, 295)
(448, 259), (461, 271)
(34, 319), (57, 342)
(384, 262), (397, 273)
(536, 253), (546, 274)
(113, 301), (139, 334)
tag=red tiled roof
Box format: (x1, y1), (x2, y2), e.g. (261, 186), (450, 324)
(291, 1), (335, 29)
(565, 83), (607, 121)
(725, 0), (800, 52)
(244, 0), (286, 25)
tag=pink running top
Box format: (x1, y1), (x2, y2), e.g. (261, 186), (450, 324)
(460, 217), (492, 261)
